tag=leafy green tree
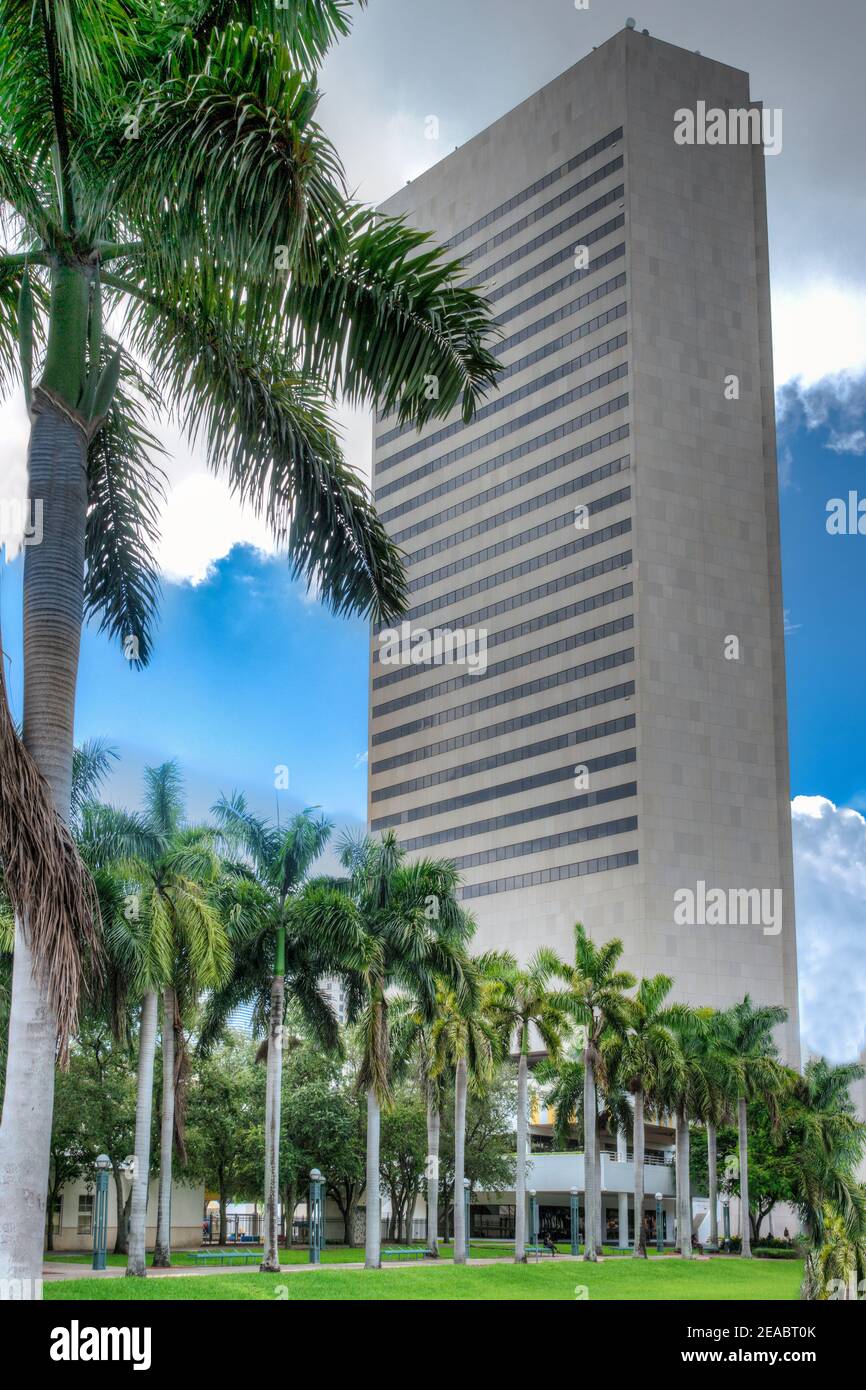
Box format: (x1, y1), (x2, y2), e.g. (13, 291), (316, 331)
(715, 996), (788, 1257)
(45, 1070), (90, 1254)
(69, 1023), (137, 1253)
(379, 1088), (427, 1243)
(488, 949), (571, 1262)
(79, 760), (232, 1276)
(293, 830), (475, 1268)
(556, 924), (635, 1261)
(281, 1043), (365, 1246)
(0, 0), (499, 1294)
(603, 975), (685, 1256)
(782, 1058), (866, 1297)
(205, 796), (352, 1270)
(690, 1106), (795, 1243)
(439, 1063), (519, 1240)
(431, 955), (504, 1262)
(186, 1037), (263, 1246)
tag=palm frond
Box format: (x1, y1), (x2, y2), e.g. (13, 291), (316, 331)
(111, 266), (408, 623)
(84, 344), (166, 667)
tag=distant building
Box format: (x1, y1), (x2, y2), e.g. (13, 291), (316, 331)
(367, 26), (799, 1065)
(47, 1173), (204, 1254)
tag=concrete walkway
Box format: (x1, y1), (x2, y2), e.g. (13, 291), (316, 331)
(43, 1250), (695, 1283)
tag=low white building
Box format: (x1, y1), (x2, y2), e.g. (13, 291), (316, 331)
(48, 1174), (204, 1254)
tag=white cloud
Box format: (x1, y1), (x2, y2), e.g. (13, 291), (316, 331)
(156, 472), (276, 585)
(792, 794), (866, 1063)
(826, 429), (866, 456)
(0, 397), (34, 557)
(773, 281), (866, 391)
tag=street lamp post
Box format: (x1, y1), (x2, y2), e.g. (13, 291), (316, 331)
(309, 1167), (324, 1265)
(570, 1187), (580, 1256)
(463, 1178), (471, 1262)
(655, 1192), (664, 1255)
(91, 1154), (111, 1271)
(722, 1195), (731, 1250)
(528, 1188), (538, 1260)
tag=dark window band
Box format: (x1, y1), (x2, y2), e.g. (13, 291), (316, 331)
(498, 271), (627, 356)
(465, 185), (624, 288)
(406, 472), (629, 575)
(371, 647), (634, 747)
(378, 286), (627, 453)
(486, 214), (624, 307)
(372, 714), (636, 801)
(378, 327), (627, 472)
(391, 450), (629, 551)
(374, 582), (633, 693)
(403, 517), (633, 626)
(376, 364), (628, 501)
(451, 815), (638, 872)
(372, 614), (634, 719)
(381, 422), (630, 527)
(371, 678), (635, 774)
(497, 242), (626, 329)
(458, 849), (639, 900)
(410, 486), (631, 595)
(445, 127), (623, 251)
(462, 160), (624, 267)
(395, 779), (637, 851)
(372, 747), (636, 831)
(383, 296), (625, 453)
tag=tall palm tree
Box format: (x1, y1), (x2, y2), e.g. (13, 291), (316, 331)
(558, 924), (635, 1261)
(692, 1009), (739, 1253)
(385, 996), (445, 1256)
(663, 1015), (716, 1258)
(81, 761), (231, 1277)
(205, 794), (349, 1272)
(788, 1058), (866, 1299)
(292, 830), (475, 1269)
(430, 955), (502, 1264)
(606, 975), (685, 1257)
(0, 0), (500, 1292)
(488, 949), (571, 1263)
(716, 996), (788, 1257)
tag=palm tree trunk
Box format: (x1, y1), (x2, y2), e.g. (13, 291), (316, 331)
(738, 1096), (751, 1257)
(113, 1167), (129, 1254)
(453, 1057), (468, 1264)
(675, 1106), (692, 1257)
(595, 1133), (603, 1252)
(365, 1088), (382, 1269)
(633, 1088), (646, 1257)
(706, 1121), (719, 1250)
(426, 1091), (440, 1256)
(127, 990), (159, 1276)
(582, 1049), (598, 1260)
(260, 973), (284, 1272)
(153, 987), (176, 1266)
(0, 392), (89, 1297)
(514, 1051), (529, 1262)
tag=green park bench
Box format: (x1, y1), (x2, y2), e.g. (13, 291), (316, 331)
(191, 1250), (262, 1266)
(381, 1247), (426, 1262)
(525, 1243), (555, 1258)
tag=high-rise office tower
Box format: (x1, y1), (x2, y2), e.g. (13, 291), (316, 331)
(367, 27), (799, 1063)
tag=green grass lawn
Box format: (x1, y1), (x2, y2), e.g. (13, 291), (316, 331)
(44, 1241), (626, 1268)
(44, 1256), (803, 1301)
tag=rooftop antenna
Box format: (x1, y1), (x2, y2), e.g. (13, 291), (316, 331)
(625, 17), (636, 29)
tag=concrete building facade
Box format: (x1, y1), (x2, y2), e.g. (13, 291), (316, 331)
(367, 27), (799, 1063)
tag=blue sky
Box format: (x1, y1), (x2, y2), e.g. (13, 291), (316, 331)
(1, 548), (372, 828)
(779, 397), (866, 811)
(1, 386), (862, 823)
